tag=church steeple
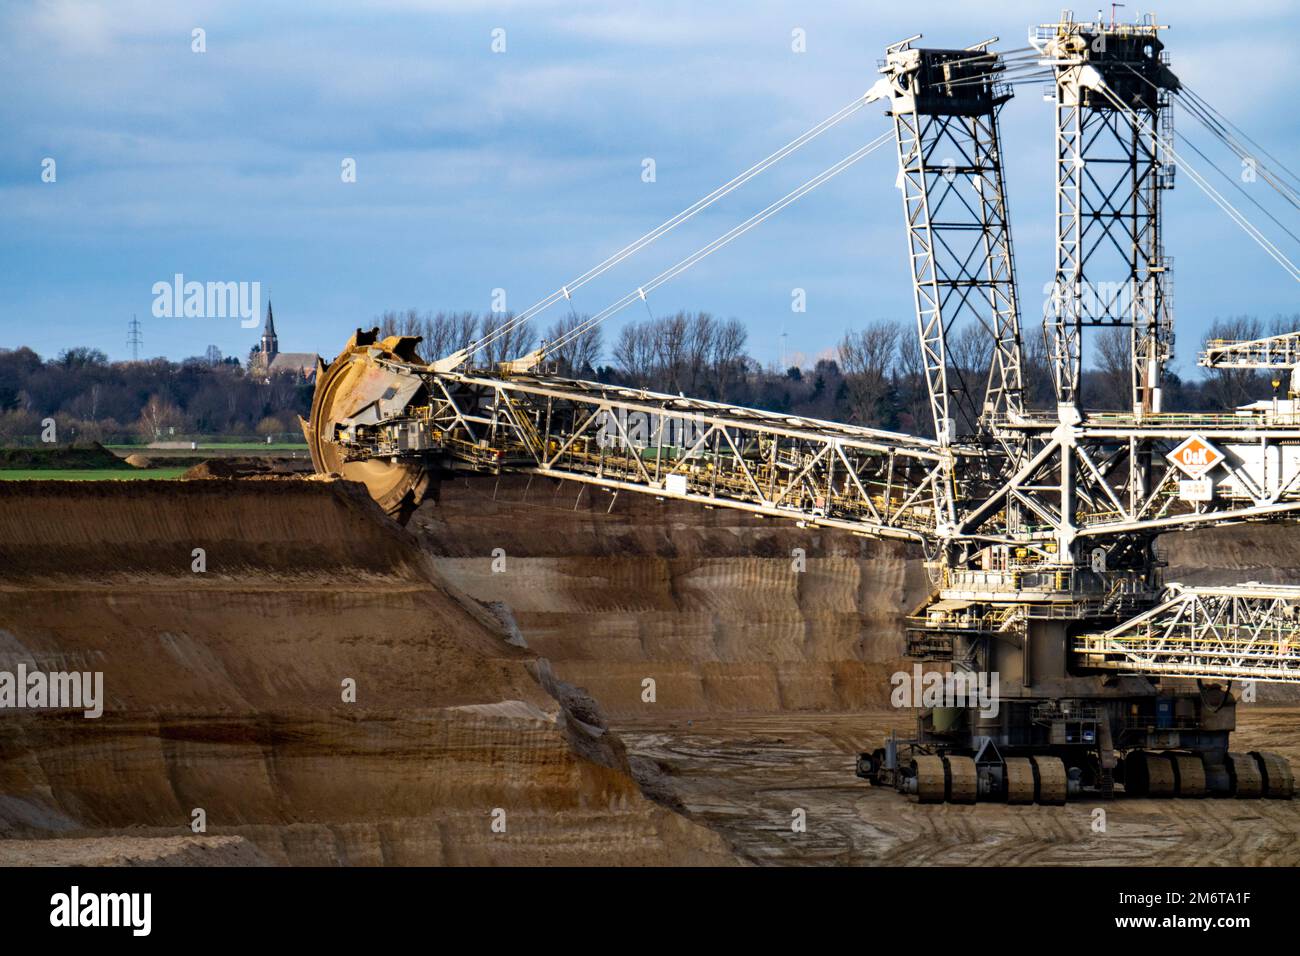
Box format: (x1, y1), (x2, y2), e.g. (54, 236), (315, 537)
(259, 301), (278, 360)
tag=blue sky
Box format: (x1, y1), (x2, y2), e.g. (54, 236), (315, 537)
(1, 0), (1296, 372)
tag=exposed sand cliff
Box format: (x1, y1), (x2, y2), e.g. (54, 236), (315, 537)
(417, 476), (931, 716)
(0, 479), (735, 865)
(2, 472), (1296, 867)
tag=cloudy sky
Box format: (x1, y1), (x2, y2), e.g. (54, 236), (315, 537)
(2, 0), (1296, 371)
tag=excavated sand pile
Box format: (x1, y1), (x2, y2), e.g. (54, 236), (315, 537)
(416, 476), (932, 716)
(0, 479), (735, 865)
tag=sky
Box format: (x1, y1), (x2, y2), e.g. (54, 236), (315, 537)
(1, 0), (1297, 373)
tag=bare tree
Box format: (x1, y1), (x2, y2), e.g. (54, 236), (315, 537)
(710, 317), (748, 401)
(947, 323), (993, 431)
(1270, 313), (1300, 338)
(652, 312), (689, 392)
(377, 309), (480, 362)
(420, 311), (452, 358)
(1203, 315), (1266, 410)
(682, 312), (717, 395)
(1094, 325), (1133, 410)
(421, 311), (478, 360)
(542, 314), (603, 376)
(838, 320), (900, 426)
(896, 324), (932, 436)
(1022, 321), (1054, 408)
(137, 394), (184, 441)
(477, 312), (535, 366)
(613, 322), (656, 384)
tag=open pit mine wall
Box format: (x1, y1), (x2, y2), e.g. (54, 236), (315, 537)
(418, 476), (1300, 714)
(1, 474), (1295, 866)
(0, 479), (735, 866)
(417, 476), (934, 716)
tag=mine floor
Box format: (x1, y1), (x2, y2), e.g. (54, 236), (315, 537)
(619, 708), (1300, 865)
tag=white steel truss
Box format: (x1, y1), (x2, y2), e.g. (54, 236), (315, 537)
(313, 26), (1300, 689)
(1201, 331), (1300, 370)
(1075, 584), (1300, 682)
(881, 38), (1026, 444)
(1034, 15), (1177, 415)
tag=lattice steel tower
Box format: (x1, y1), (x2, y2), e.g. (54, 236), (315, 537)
(880, 38), (1025, 445)
(1033, 13), (1179, 416)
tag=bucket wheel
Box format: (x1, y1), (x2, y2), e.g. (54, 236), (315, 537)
(304, 329), (434, 522)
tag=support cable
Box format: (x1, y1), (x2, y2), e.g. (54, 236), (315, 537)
(468, 92), (882, 358)
(1090, 78), (1300, 283)
(546, 132), (895, 356)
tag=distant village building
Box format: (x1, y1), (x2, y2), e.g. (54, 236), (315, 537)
(248, 301), (320, 383)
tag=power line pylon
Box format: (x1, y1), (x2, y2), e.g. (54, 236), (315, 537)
(127, 314), (142, 362)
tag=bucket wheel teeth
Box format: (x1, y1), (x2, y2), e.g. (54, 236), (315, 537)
(1253, 751), (1295, 799)
(1226, 751), (1264, 798)
(1004, 757), (1035, 804)
(1030, 755), (1067, 805)
(944, 755), (978, 804)
(306, 335), (434, 523)
(912, 755), (947, 804)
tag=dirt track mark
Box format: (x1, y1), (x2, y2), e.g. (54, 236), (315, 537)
(621, 710), (1300, 866)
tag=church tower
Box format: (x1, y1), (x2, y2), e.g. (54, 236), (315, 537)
(259, 301), (279, 362)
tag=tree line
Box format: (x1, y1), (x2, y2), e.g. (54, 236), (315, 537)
(2, 310), (1294, 446)
(0, 347), (312, 444)
(378, 308), (1297, 437)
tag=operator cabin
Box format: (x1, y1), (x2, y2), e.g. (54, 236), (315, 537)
(248, 302), (320, 384)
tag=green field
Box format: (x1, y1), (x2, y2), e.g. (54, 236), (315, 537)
(107, 442), (307, 451)
(0, 468), (189, 481)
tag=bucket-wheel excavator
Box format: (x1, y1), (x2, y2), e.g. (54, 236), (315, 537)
(306, 13), (1300, 802)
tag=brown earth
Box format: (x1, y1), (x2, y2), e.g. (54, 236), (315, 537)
(0, 835), (271, 867)
(2, 472), (1298, 866)
(416, 475), (932, 716)
(415, 475), (1300, 865)
(180, 456), (313, 479)
(0, 478), (735, 865)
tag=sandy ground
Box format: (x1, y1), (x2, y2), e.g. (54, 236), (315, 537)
(617, 708), (1300, 866)
(0, 835), (271, 867)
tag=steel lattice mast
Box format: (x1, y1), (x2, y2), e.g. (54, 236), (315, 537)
(880, 38), (1026, 446)
(1033, 13), (1178, 416)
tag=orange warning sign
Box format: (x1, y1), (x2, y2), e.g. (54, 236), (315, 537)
(1167, 435), (1224, 478)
